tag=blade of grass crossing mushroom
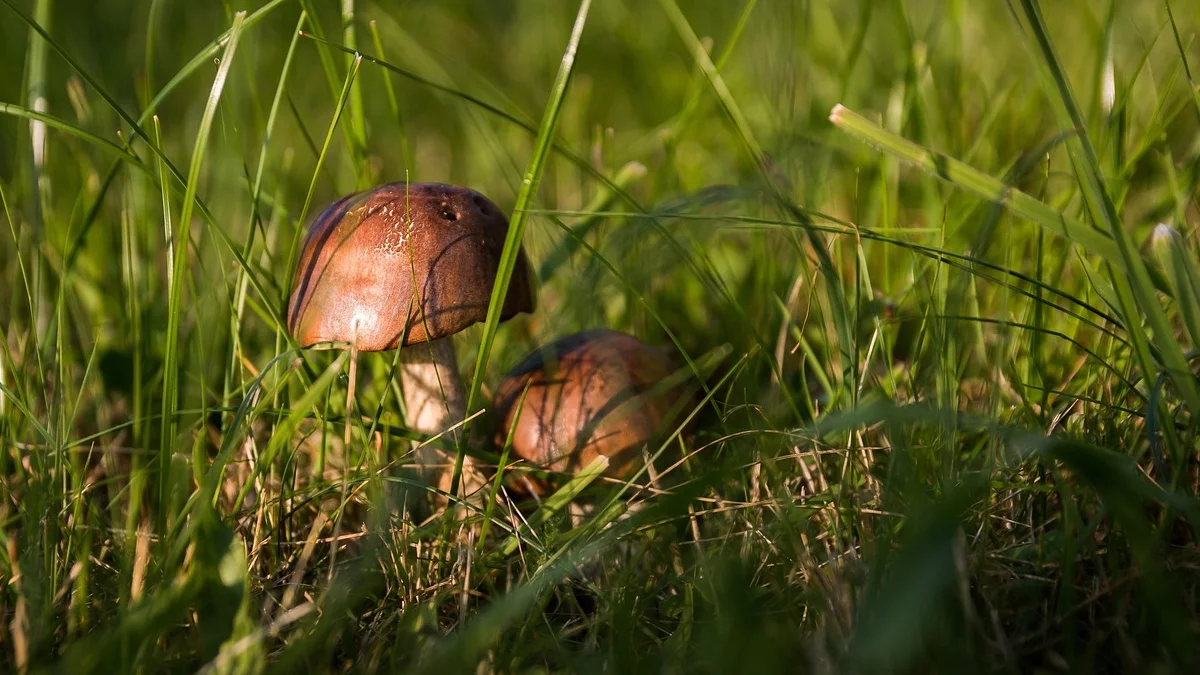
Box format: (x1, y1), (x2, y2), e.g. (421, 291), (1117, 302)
(159, 11), (246, 522)
(460, 0), (594, 495)
(278, 52), (362, 367)
(1013, 0), (1200, 413)
(585, 346), (751, 534)
(543, 212), (724, 408)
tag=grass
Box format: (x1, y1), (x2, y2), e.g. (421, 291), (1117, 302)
(2, 0), (1200, 672)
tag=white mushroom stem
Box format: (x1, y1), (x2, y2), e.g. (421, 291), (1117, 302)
(397, 336), (480, 497)
(399, 337), (466, 436)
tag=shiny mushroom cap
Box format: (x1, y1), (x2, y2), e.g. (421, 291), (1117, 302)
(287, 182), (536, 351)
(492, 329), (688, 495)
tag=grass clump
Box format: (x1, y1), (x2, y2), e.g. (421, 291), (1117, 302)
(3, 0), (1200, 672)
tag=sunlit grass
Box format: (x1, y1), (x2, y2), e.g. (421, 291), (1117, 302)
(2, 0), (1200, 673)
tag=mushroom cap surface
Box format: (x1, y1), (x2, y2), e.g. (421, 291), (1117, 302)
(287, 182), (535, 350)
(492, 329), (688, 494)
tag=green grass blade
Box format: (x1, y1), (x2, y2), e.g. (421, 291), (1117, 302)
(1163, 0), (1200, 123)
(226, 10), (307, 408)
(231, 351), (346, 513)
(1013, 0), (1200, 413)
(201, 349), (299, 511)
(478, 382), (529, 549)
(496, 455), (609, 558)
(246, 11), (307, 238)
(340, 0), (367, 173)
(1, 0), (253, 154)
(829, 104), (1129, 269)
(159, 11), (247, 519)
(141, 0), (290, 123)
(0, 379), (54, 446)
(367, 20), (414, 173)
(0, 103), (144, 169)
(297, 30), (656, 219)
(9, 2), (1200, 670)
(0, 0), (290, 344)
(415, 539), (615, 674)
(659, 0), (855, 391)
(297, 0), (364, 188)
(282, 53), (363, 303)
(536, 160), (647, 280)
(1030, 435), (1200, 654)
(22, 0), (49, 239)
(537, 206), (1128, 340)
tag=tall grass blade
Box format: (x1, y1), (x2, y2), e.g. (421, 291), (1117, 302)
(367, 20), (414, 173)
(297, 0), (364, 187)
(340, 0), (367, 176)
(142, 0), (290, 122)
(0, 103), (144, 170)
(830, 104), (1129, 271)
(284, 53), (363, 298)
(159, 11), (247, 520)
(460, 0), (594, 493)
(1012, 0), (1200, 413)
(659, 0), (855, 392)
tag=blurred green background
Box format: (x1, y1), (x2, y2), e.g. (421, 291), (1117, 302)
(4, 0), (1196, 369)
(3, 0), (1200, 672)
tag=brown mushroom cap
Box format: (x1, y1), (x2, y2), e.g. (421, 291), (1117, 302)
(287, 182), (535, 350)
(492, 329), (689, 494)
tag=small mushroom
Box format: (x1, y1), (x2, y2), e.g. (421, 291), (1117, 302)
(287, 181), (535, 495)
(491, 329), (689, 496)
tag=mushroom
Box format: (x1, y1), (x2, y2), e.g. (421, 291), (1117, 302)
(287, 181), (535, 496)
(490, 329), (690, 497)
